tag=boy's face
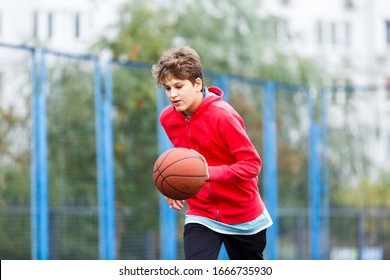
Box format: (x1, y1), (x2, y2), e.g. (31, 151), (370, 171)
(163, 76), (203, 116)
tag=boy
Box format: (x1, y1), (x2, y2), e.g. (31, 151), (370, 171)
(152, 46), (272, 260)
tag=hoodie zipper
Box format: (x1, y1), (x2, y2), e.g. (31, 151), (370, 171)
(185, 116), (191, 146)
(185, 114), (219, 221)
(206, 181), (220, 221)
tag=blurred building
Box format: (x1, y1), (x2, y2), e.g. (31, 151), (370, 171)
(263, 0), (390, 88)
(263, 0), (390, 172)
(1, 0), (389, 169)
(0, 0), (125, 53)
(1, 0), (389, 84)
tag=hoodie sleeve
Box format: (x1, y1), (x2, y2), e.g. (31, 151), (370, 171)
(207, 104), (261, 184)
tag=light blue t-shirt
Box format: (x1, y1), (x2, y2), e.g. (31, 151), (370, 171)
(185, 207), (273, 235)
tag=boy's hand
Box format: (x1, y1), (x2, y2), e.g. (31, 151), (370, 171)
(164, 196), (185, 210)
(190, 149), (210, 181)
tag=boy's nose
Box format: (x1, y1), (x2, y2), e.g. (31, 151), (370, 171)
(170, 89), (178, 98)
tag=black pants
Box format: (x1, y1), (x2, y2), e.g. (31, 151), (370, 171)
(183, 223), (267, 260)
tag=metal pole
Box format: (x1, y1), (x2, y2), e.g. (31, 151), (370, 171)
(308, 87), (321, 260)
(262, 81), (278, 260)
(213, 73), (230, 102)
(30, 47), (38, 260)
(37, 48), (49, 260)
(103, 60), (116, 259)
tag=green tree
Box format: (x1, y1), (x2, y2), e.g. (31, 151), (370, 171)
(332, 171), (390, 208)
(45, 59), (99, 259)
(92, 0), (175, 62)
(0, 57), (32, 259)
(108, 65), (159, 259)
(93, 0), (323, 85)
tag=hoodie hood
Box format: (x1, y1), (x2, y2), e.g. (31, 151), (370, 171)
(206, 86), (223, 97)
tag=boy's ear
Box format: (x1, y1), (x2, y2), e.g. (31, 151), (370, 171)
(195, 77), (203, 91)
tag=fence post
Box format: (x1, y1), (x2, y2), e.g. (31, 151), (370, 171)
(213, 73), (230, 102)
(157, 87), (177, 260)
(93, 56), (107, 259)
(30, 47), (38, 260)
(262, 81), (278, 260)
(307, 87), (322, 260)
(35, 48), (49, 260)
(103, 60), (116, 259)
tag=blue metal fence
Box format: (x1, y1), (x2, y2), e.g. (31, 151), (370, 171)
(0, 43), (388, 260)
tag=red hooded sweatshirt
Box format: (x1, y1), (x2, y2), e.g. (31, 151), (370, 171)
(160, 86), (264, 224)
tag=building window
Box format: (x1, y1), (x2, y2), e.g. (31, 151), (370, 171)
(331, 22), (337, 46)
(344, 22), (351, 47)
(0, 12), (2, 35)
(316, 21), (323, 45)
(75, 13), (80, 38)
(33, 11), (39, 38)
(344, 0), (354, 10)
(0, 71), (3, 98)
(387, 133), (390, 160)
(386, 77), (390, 99)
(48, 12), (53, 38)
(266, 18), (288, 43)
(386, 20), (390, 48)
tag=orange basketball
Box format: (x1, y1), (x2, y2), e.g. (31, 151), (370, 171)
(153, 148), (207, 200)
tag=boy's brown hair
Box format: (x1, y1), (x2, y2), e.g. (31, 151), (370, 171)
(152, 46), (204, 88)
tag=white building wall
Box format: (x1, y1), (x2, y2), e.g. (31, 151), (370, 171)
(261, 0), (390, 171)
(262, 0), (390, 85)
(1, 0), (389, 170)
(0, 0), (125, 53)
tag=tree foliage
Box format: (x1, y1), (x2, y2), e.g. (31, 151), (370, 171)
(93, 0), (324, 84)
(332, 172), (390, 208)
